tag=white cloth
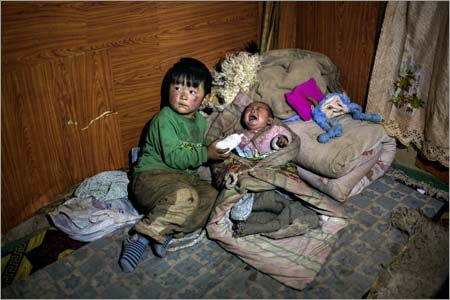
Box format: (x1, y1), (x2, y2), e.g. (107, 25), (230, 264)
(49, 171), (143, 242)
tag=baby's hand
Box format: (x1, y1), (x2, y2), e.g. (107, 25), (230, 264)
(207, 139), (230, 161)
(276, 135), (289, 148)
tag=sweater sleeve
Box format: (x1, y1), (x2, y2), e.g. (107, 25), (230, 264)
(151, 114), (208, 171)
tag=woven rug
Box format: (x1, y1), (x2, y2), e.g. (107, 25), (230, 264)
(1, 172), (446, 299)
(1, 227), (87, 288)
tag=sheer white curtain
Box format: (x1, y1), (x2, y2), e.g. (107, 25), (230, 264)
(366, 1), (448, 167)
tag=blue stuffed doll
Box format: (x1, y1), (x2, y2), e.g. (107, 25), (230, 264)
(312, 93), (381, 143)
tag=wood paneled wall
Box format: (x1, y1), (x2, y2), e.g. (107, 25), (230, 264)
(292, 1), (386, 107)
(1, 1), (261, 233)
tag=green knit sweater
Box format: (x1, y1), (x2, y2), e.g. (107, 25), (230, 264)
(134, 106), (209, 175)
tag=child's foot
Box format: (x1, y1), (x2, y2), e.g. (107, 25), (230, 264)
(119, 233), (149, 272)
(151, 234), (174, 258)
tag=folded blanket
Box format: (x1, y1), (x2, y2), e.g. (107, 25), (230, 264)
(207, 162), (348, 289)
(207, 136), (347, 290)
(288, 115), (390, 178)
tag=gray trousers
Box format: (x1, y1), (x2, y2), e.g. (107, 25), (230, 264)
(237, 190), (319, 237)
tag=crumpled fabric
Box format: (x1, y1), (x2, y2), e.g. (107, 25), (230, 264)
(49, 170), (143, 242)
(230, 192), (254, 221)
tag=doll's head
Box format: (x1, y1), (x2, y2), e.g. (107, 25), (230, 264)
(241, 101), (274, 131)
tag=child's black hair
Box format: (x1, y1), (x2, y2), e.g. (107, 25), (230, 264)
(160, 57), (212, 109)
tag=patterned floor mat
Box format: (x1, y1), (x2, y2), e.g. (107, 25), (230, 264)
(1, 174), (446, 298)
(1, 227), (87, 288)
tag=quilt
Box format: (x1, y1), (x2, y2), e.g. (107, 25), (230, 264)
(206, 107), (348, 289)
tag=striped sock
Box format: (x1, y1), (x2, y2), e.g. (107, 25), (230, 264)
(151, 234), (174, 258)
(119, 234), (149, 273)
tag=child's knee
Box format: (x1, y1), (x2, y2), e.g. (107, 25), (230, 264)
(175, 188), (199, 207)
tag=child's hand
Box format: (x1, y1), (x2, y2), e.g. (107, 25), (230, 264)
(276, 135), (289, 148)
(207, 139), (230, 161)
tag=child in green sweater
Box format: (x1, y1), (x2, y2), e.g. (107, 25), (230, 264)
(119, 58), (229, 272)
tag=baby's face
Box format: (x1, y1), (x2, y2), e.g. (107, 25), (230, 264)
(242, 102), (272, 131)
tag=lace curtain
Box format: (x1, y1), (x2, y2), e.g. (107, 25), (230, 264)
(366, 1), (449, 167)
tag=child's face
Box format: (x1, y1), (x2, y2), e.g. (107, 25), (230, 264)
(168, 80), (206, 118)
(242, 102), (273, 131)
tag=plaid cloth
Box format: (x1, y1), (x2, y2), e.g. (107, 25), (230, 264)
(207, 132), (348, 290)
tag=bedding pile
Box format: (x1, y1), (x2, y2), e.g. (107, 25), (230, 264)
(289, 115), (396, 201)
(206, 91), (348, 290)
(206, 111), (347, 289)
(208, 48), (397, 202)
(205, 48), (395, 290)
(49, 171), (143, 242)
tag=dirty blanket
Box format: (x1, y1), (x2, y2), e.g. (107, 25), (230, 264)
(206, 130), (348, 290)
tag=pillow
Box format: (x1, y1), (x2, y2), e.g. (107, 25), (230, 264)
(296, 144), (382, 202)
(296, 136), (396, 201)
(347, 136), (396, 198)
(285, 77), (324, 121)
(287, 114), (389, 178)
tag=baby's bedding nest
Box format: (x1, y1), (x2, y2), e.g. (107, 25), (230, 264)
(205, 48), (396, 290)
(206, 119), (349, 290)
(208, 48), (396, 202)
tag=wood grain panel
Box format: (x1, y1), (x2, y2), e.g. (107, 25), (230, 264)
(1, 1), (88, 67)
(1, 1), (261, 233)
(1, 50), (124, 232)
(278, 2), (298, 49)
(156, 2), (260, 70)
(2, 64), (76, 231)
(85, 2), (158, 47)
(111, 43), (163, 162)
(295, 1), (385, 107)
(1, 70), (53, 230)
(65, 50), (124, 175)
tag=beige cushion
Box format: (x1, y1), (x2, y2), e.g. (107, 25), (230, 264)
(287, 115), (389, 178)
(296, 136), (396, 201)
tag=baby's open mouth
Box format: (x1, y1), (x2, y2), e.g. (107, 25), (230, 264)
(249, 114), (258, 122)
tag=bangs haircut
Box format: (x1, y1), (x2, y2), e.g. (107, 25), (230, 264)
(168, 58), (212, 95)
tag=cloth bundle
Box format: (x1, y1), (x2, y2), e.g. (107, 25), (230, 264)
(49, 171), (143, 242)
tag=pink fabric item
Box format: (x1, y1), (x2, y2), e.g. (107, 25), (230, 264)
(240, 125), (293, 155)
(285, 78), (324, 121)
